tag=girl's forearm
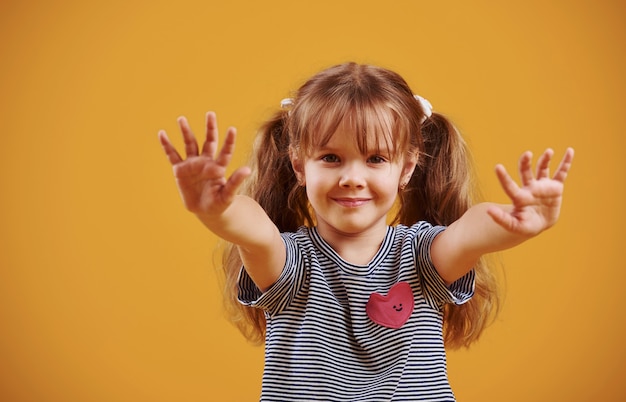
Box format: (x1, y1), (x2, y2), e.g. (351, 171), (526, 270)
(195, 194), (286, 291)
(452, 203), (534, 255)
(432, 203), (534, 284)
(195, 195), (279, 249)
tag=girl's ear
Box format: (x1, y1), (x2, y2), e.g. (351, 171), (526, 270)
(289, 147), (306, 186)
(399, 154), (418, 190)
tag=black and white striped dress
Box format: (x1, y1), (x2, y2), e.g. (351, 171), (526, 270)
(238, 222), (475, 401)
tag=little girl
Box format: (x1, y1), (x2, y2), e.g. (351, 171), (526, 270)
(159, 62), (574, 401)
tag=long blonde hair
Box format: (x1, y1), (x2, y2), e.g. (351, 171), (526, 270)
(221, 62), (500, 349)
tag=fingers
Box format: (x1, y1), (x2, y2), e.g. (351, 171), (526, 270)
(202, 111), (219, 158)
(159, 111), (237, 159)
(159, 112), (246, 181)
(215, 127), (238, 167)
(552, 147), (575, 183)
(516, 148), (572, 184)
(200, 112), (238, 165)
(177, 116), (200, 158)
(158, 130), (183, 165)
(535, 148), (554, 179)
(518, 151), (534, 186)
(495, 163), (521, 200)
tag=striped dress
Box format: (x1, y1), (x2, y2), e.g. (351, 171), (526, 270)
(238, 222), (475, 401)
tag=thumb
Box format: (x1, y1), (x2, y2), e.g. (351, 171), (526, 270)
(486, 205), (515, 232)
(222, 166), (252, 199)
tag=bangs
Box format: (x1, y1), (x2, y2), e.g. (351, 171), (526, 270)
(293, 94), (412, 160)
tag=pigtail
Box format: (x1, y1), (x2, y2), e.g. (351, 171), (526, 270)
(221, 110), (312, 345)
(249, 111), (314, 232)
(397, 112), (500, 349)
(398, 113), (474, 226)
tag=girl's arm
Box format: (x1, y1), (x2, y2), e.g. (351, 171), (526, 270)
(431, 148), (575, 284)
(159, 112), (285, 291)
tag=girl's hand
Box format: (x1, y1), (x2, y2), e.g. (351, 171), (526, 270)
(158, 112), (251, 217)
(487, 148), (574, 236)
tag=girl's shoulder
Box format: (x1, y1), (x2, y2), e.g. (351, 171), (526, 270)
(279, 226), (317, 251)
(393, 221), (442, 237)
(280, 225), (313, 239)
(390, 222), (447, 256)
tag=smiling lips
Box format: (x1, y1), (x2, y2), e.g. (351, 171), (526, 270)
(333, 198), (371, 208)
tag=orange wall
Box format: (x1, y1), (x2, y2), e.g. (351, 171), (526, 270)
(1, 0), (624, 401)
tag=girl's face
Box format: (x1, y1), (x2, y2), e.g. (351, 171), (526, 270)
(291, 123), (417, 240)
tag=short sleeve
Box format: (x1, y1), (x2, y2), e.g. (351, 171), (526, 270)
(415, 224), (475, 309)
(237, 232), (306, 317)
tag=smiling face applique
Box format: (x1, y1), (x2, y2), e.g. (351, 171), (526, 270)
(366, 281), (414, 329)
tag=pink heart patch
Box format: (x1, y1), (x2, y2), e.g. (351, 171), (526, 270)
(366, 282), (414, 329)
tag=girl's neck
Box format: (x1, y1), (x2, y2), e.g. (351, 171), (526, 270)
(316, 222), (388, 266)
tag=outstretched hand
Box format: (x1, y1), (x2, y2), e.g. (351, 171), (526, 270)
(487, 148), (574, 236)
(158, 112), (251, 216)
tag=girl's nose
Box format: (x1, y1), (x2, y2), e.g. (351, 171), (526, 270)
(338, 164), (366, 188)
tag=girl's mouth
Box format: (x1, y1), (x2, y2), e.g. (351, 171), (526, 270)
(333, 198), (370, 208)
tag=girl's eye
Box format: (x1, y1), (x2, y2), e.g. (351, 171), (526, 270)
(321, 154), (340, 163)
(367, 155), (387, 164)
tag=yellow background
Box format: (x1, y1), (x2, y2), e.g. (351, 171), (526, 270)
(1, 0), (624, 401)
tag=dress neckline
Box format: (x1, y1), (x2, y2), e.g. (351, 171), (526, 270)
(308, 226), (395, 277)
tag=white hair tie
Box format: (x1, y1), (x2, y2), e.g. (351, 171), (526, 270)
(280, 98), (294, 109)
(414, 95), (433, 123)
